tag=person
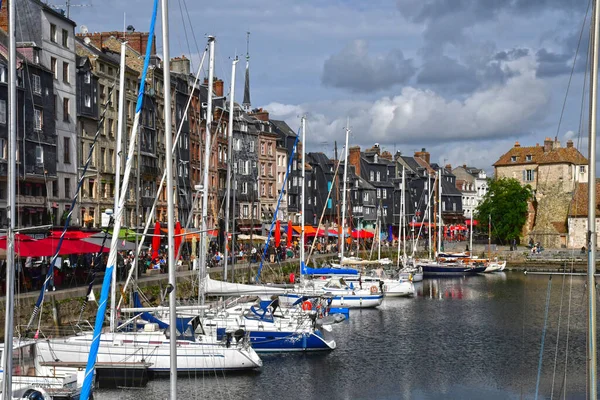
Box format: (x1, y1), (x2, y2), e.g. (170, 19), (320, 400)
(512, 238), (517, 251)
(358, 274), (363, 290)
(581, 246), (586, 254)
(379, 280), (384, 294)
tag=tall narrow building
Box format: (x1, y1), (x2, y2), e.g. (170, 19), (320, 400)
(242, 32), (251, 112)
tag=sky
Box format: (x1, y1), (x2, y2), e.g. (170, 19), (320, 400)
(62, 0), (593, 173)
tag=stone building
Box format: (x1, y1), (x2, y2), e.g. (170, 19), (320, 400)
(275, 143), (288, 221)
(0, 33), (57, 228)
(452, 165), (487, 219)
(494, 138), (588, 247)
(567, 181), (600, 248)
(1, 1), (78, 224)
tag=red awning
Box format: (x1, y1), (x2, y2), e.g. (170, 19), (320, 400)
(465, 219), (478, 226)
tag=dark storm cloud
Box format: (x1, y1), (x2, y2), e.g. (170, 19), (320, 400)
(321, 40), (416, 93)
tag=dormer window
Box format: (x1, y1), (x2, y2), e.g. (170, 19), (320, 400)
(511, 156), (517, 162)
(526, 155), (532, 162)
(374, 154), (378, 163)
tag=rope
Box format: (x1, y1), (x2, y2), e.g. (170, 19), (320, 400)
(535, 276), (553, 400)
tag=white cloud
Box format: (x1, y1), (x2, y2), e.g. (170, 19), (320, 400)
(265, 54), (548, 155)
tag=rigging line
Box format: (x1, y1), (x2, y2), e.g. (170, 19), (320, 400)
(554, 0), (591, 141)
(176, 0), (193, 70)
(181, 0), (203, 68)
(306, 148), (345, 265)
(118, 45), (209, 306)
(26, 67), (121, 331)
(535, 276), (553, 400)
(550, 264), (568, 399)
(558, 261), (576, 399)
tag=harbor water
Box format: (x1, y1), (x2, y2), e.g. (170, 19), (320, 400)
(95, 271), (592, 399)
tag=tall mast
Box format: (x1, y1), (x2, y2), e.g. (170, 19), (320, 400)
(428, 173), (432, 259)
(335, 141), (341, 252)
(160, 0), (178, 396)
(437, 168), (442, 256)
(223, 56), (238, 281)
(110, 40), (127, 332)
(300, 116), (306, 269)
(340, 119), (350, 261)
(587, 0), (599, 394)
(396, 166), (403, 267)
(199, 36), (215, 305)
(2, 0), (17, 394)
(469, 209), (473, 255)
(402, 166), (406, 260)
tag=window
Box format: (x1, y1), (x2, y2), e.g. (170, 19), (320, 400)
(242, 204), (249, 218)
(377, 171), (381, 181)
(35, 145), (43, 164)
(377, 189), (381, 199)
(84, 72), (91, 84)
(363, 192), (369, 201)
(383, 189), (387, 199)
(62, 29), (68, 47)
(62, 62), (69, 83)
(0, 138), (6, 160)
(511, 156), (517, 162)
(51, 57), (57, 79)
(64, 178), (71, 198)
(34, 108), (42, 130)
(526, 154), (532, 162)
(85, 94), (91, 108)
(370, 171), (374, 181)
(241, 182), (248, 194)
(108, 66), (114, 76)
(0, 100), (5, 124)
(580, 166), (586, 173)
(32, 74), (41, 94)
(524, 169), (534, 182)
(260, 142), (265, 155)
(108, 118), (114, 136)
(63, 137), (71, 164)
(63, 98), (70, 122)
(0, 65), (5, 83)
(250, 141), (255, 152)
(33, 49), (40, 64)
(50, 23), (57, 43)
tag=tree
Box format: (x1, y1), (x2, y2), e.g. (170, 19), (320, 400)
(475, 177), (533, 243)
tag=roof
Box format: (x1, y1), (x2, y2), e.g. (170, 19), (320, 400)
(270, 119), (296, 138)
(569, 181), (600, 217)
(494, 143), (588, 167)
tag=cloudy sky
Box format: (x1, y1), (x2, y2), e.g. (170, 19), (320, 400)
(66, 0), (592, 172)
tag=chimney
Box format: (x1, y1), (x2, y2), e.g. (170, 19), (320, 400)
(463, 164), (467, 169)
(414, 148), (430, 165)
(543, 137), (552, 153)
(349, 146), (362, 177)
(514, 141), (521, 148)
(567, 139), (574, 148)
(170, 55), (190, 75)
(381, 150), (392, 161)
(445, 164), (452, 171)
(252, 108), (269, 121)
(75, 31), (156, 56)
(214, 78), (224, 97)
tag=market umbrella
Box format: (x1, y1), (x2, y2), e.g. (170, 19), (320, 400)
(152, 221), (161, 259)
(83, 236), (143, 251)
(38, 238), (108, 256)
(174, 221), (182, 258)
(275, 220), (281, 247)
(351, 229), (374, 239)
(287, 220), (292, 247)
(0, 234), (41, 257)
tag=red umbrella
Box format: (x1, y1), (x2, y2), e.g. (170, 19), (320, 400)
(174, 221), (182, 258)
(49, 229), (96, 240)
(287, 220), (292, 247)
(275, 220), (281, 247)
(36, 238), (107, 256)
(351, 229), (374, 239)
(0, 234), (41, 257)
(152, 221), (161, 259)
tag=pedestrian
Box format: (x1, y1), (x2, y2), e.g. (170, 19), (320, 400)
(512, 238), (517, 251)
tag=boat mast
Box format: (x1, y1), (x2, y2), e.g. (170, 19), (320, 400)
(488, 214), (491, 261)
(340, 119), (350, 261)
(396, 166), (404, 268)
(223, 56), (238, 281)
(160, 0), (178, 396)
(469, 209), (473, 255)
(110, 40), (127, 332)
(1, 0), (17, 393)
(402, 166), (406, 261)
(300, 116), (306, 270)
(428, 172), (432, 260)
(587, 0), (599, 393)
(437, 168), (442, 256)
(199, 36), (215, 305)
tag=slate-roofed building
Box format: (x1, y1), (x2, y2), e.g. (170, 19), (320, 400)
(0, 32), (57, 227)
(452, 165), (488, 219)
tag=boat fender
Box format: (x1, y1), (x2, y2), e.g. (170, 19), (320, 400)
(370, 285), (378, 294)
(22, 388), (49, 400)
(301, 300), (312, 311)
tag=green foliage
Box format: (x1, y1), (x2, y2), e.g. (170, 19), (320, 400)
(475, 177), (533, 243)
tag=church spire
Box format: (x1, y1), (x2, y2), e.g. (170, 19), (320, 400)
(242, 31), (251, 112)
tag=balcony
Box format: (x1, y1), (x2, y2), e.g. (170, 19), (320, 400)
(17, 195), (45, 206)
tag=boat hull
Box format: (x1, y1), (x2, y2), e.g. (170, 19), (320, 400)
(36, 334), (262, 373)
(278, 292), (383, 308)
(421, 264), (480, 277)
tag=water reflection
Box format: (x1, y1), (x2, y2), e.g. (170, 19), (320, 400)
(96, 271), (592, 400)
